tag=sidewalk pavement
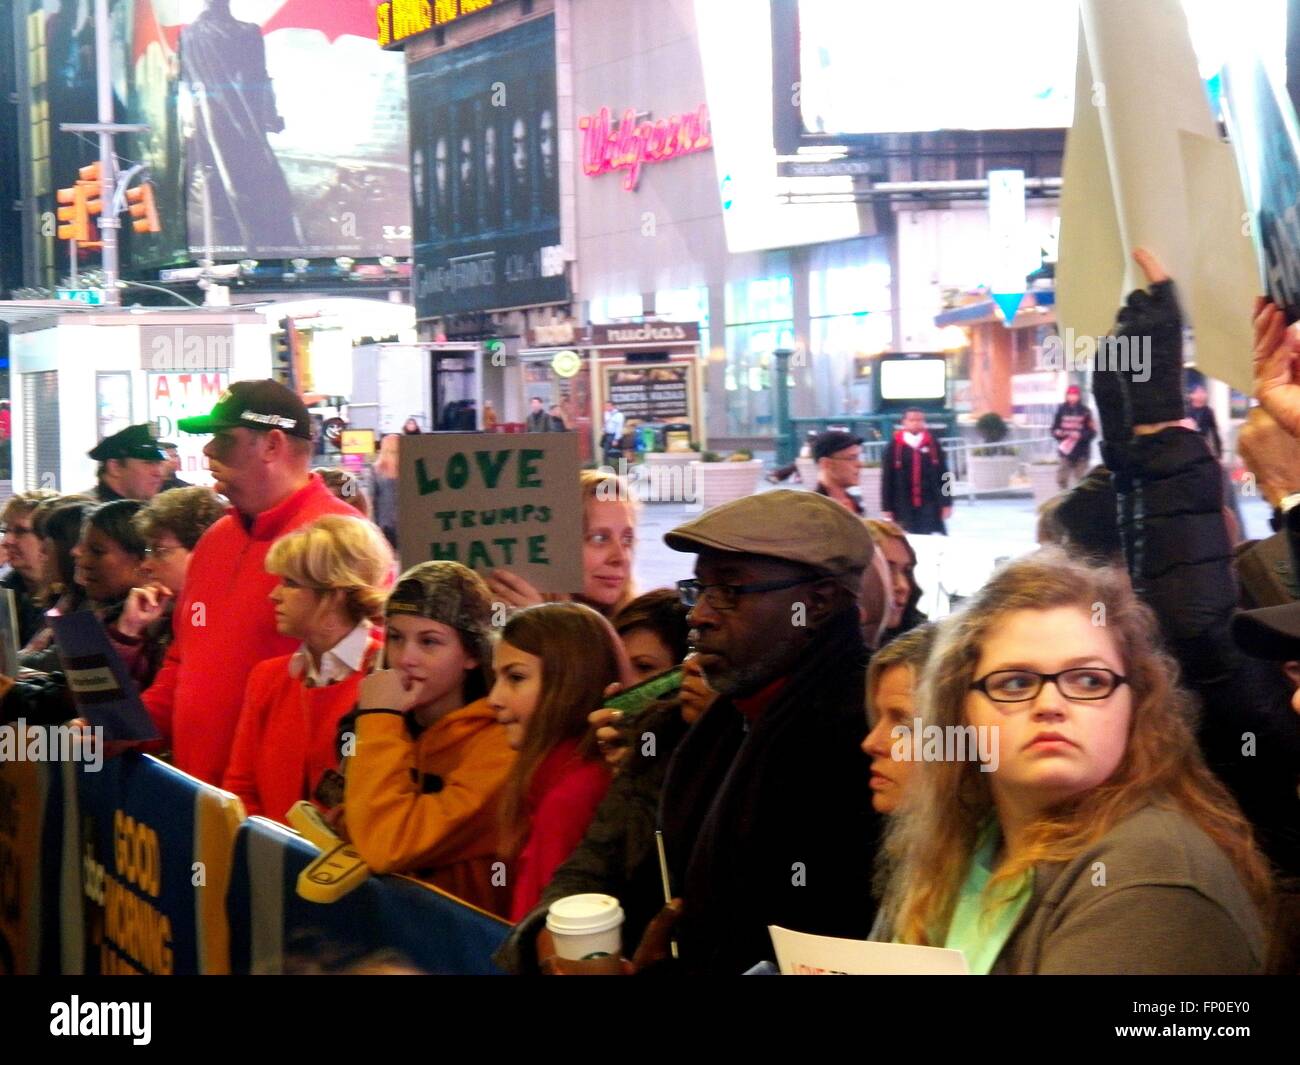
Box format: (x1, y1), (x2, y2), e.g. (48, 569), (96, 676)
(632, 481), (1273, 622)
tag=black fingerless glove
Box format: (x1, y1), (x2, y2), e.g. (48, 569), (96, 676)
(1091, 351), (1130, 447)
(1112, 279), (1186, 426)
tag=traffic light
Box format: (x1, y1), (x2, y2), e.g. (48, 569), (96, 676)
(126, 182), (160, 233)
(78, 162), (104, 219)
(56, 184), (90, 242)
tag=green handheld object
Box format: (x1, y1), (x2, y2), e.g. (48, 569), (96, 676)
(604, 667), (683, 721)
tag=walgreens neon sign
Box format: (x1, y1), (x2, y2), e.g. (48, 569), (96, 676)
(578, 105), (712, 191)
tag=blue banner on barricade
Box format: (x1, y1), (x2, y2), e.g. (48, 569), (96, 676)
(227, 816), (510, 975)
(72, 752), (245, 974)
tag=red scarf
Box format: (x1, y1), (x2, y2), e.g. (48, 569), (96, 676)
(892, 430), (939, 508)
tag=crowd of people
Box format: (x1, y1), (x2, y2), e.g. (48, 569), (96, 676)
(3, 248), (1299, 974)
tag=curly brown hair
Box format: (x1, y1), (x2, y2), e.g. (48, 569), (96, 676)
(133, 486), (227, 550)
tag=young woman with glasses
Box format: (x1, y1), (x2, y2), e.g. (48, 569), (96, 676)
(876, 549), (1272, 974)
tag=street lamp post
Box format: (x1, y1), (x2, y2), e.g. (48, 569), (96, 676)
(773, 347), (796, 466)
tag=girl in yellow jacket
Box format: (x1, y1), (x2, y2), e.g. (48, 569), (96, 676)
(343, 561), (516, 917)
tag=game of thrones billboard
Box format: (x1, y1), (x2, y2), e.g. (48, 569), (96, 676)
(407, 14), (566, 318)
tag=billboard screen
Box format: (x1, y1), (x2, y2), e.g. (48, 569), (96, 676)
(408, 14), (566, 318)
(112, 0), (410, 265)
(880, 356), (946, 402)
(796, 0), (1077, 135)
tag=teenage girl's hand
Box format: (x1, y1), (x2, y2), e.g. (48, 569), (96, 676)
(358, 669), (421, 714)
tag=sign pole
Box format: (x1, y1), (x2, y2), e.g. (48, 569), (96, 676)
(94, 0), (120, 306)
(774, 348), (794, 466)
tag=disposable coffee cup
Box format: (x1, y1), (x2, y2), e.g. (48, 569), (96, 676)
(546, 893), (625, 961)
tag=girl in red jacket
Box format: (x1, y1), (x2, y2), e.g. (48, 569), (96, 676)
(490, 603), (633, 920)
(223, 515), (393, 821)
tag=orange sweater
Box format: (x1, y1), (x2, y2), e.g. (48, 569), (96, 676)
(221, 630), (383, 823)
(344, 697), (516, 917)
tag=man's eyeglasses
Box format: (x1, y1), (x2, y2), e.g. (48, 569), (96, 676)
(677, 576), (820, 611)
(143, 544), (180, 560)
(969, 667), (1127, 706)
(0, 524), (35, 538)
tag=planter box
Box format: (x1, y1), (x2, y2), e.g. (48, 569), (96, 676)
(968, 454), (1018, 492)
(795, 456), (818, 486)
(1028, 463), (1061, 506)
(858, 466), (884, 518)
(640, 451), (700, 502)
(691, 459), (764, 510)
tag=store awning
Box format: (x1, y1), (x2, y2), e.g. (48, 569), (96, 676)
(0, 300), (98, 328)
(934, 290), (1056, 329)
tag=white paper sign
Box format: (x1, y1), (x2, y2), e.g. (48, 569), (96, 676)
(768, 925), (969, 975)
(1056, 1), (1257, 393)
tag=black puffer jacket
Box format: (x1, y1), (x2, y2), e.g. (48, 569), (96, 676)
(659, 608), (879, 974)
(1108, 428), (1300, 877)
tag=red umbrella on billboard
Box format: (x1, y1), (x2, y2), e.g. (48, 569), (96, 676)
(134, 0), (382, 63)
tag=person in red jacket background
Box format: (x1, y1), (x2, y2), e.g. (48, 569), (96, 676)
(140, 380), (359, 786)
(490, 602), (634, 921)
(223, 515), (393, 821)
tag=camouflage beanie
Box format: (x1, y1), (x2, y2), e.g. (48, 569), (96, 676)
(385, 561), (496, 674)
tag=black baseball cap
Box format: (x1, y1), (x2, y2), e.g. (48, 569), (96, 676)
(177, 379), (312, 440)
(812, 429), (864, 461)
(1232, 601), (1300, 661)
(88, 424), (167, 463)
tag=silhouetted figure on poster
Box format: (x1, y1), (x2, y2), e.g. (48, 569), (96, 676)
(179, 0), (302, 253)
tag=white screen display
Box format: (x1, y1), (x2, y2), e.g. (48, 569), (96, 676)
(880, 358), (946, 400)
(796, 0), (1285, 135)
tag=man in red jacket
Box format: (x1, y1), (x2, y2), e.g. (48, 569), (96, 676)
(140, 380), (359, 786)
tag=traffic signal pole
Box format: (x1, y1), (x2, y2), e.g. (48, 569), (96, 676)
(94, 0), (120, 306)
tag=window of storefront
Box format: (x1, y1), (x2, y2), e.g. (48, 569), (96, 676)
(807, 239), (892, 416)
(655, 285), (711, 376)
(724, 273), (793, 437)
(587, 293), (643, 323)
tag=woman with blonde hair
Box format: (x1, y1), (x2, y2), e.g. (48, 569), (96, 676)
(223, 514), (393, 822)
(878, 549), (1272, 974)
(486, 468), (638, 616)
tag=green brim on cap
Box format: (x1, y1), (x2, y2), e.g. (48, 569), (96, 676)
(177, 413), (232, 435)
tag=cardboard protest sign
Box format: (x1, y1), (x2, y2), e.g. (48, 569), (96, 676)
(397, 432), (584, 594)
(1056, 1), (1257, 393)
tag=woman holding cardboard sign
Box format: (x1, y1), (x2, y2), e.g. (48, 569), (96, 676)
(485, 470), (637, 617)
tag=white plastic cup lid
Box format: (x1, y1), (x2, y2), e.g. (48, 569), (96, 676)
(546, 893), (625, 936)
